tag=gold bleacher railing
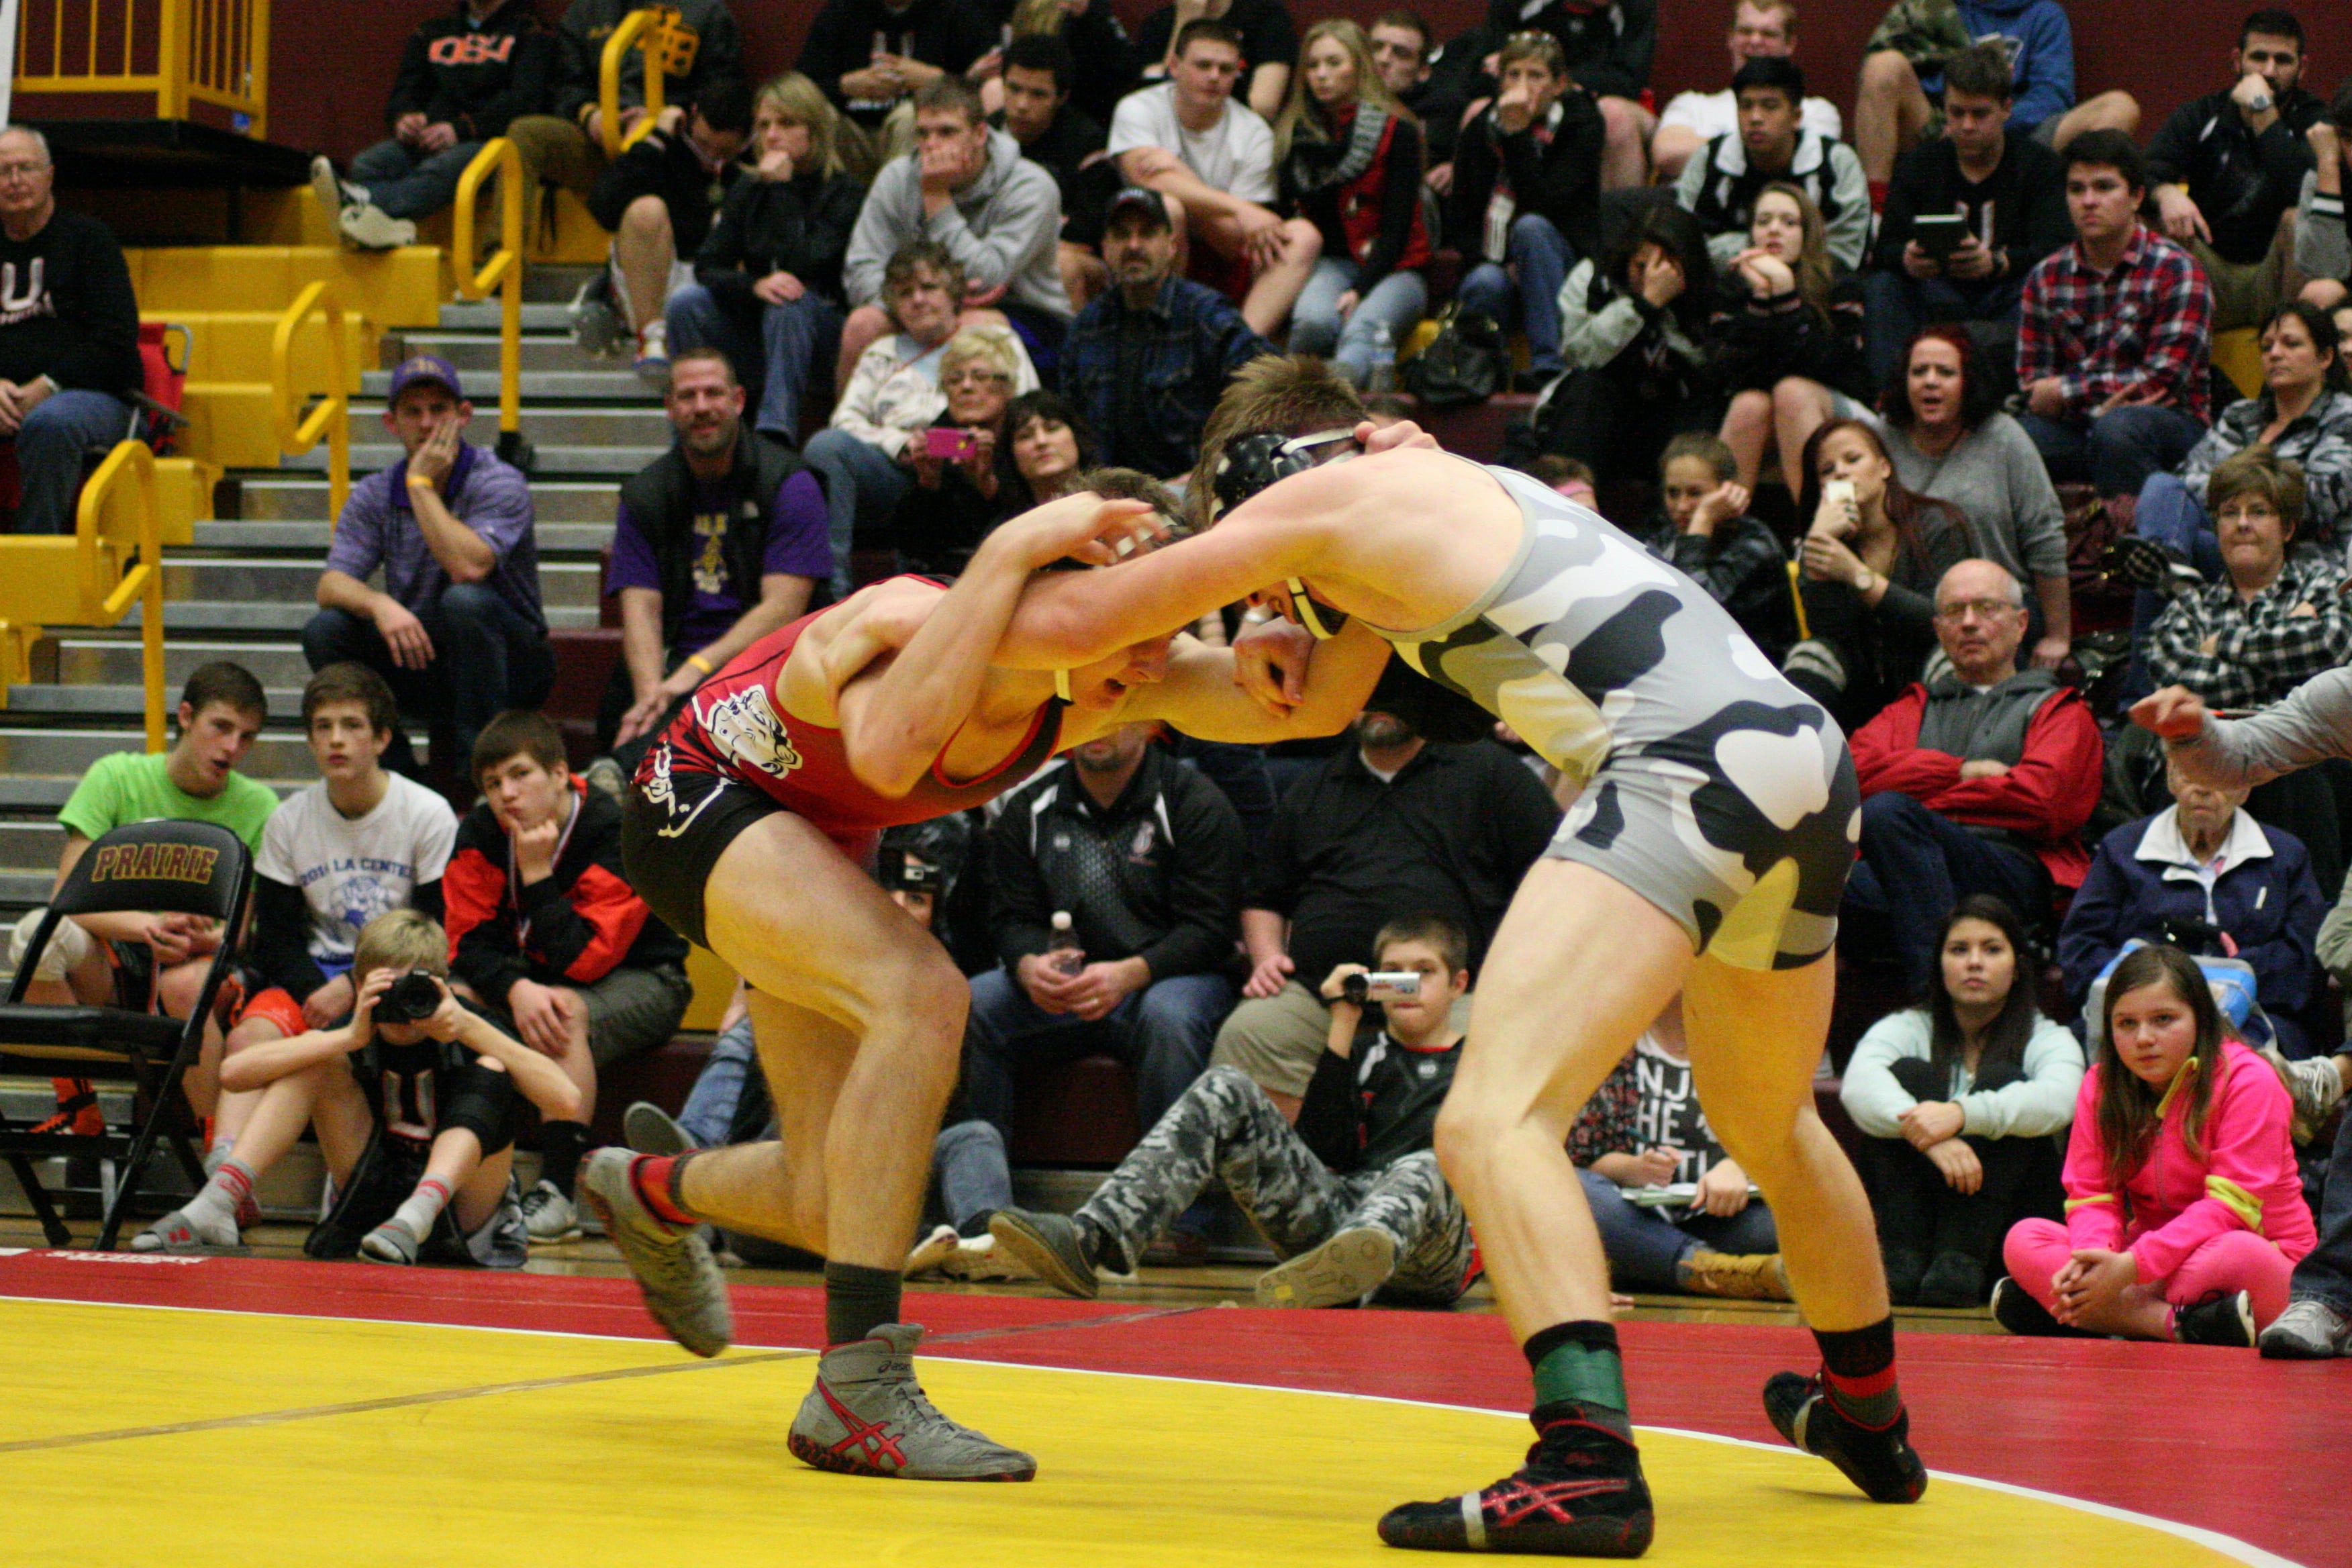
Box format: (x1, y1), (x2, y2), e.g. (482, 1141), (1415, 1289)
(452, 136), (522, 449)
(75, 441), (167, 752)
(270, 279), (350, 524)
(14, 0), (270, 136)
(599, 6), (676, 157)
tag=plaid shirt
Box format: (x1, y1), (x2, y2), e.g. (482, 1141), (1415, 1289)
(2146, 556), (2352, 710)
(2179, 389), (2352, 550)
(1059, 276), (1271, 480)
(2016, 224), (2213, 424)
(1567, 1048), (1641, 1165)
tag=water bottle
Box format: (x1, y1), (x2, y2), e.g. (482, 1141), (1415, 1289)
(1367, 320), (1398, 394)
(1047, 911), (1086, 977)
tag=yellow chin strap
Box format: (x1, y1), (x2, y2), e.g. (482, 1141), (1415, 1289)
(1289, 579), (1343, 641)
(1055, 669), (1073, 702)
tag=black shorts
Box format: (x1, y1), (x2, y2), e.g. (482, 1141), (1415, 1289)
(620, 762), (783, 951)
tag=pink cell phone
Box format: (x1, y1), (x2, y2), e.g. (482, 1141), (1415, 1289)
(925, 428), (977, 461)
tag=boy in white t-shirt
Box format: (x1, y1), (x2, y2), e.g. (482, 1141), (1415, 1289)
(210, 663), (458, 1177)
(1108, 17), (1320, 337)
(1651, 0), (1842, 181)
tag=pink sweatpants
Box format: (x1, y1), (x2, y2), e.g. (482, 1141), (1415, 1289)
(2003, 1219), (2295, 1332)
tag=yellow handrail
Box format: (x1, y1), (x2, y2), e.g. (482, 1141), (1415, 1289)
(271, 279), (351, 522)
(74, 442), (167, 754)
(599, 7), (671, 157)
(452, 137), (524, 441)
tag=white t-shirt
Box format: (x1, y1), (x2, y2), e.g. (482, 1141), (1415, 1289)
(254, 773), (458, 977)
(1108, 82), (1276, 205)
(1658, 87), (1843, 147)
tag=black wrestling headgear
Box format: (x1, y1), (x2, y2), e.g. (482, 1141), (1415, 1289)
(1206, 428), (1362, 522)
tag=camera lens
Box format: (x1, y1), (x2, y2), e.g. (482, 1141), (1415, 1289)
(1341, 973), (1368, 1005)
(377, 971), (442, 1024)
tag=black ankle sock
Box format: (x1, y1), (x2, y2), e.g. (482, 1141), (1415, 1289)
(1813, 1317), (1901, 1429)
(539, 1120), (589, 1198)
(824, 1261), (903, 1346)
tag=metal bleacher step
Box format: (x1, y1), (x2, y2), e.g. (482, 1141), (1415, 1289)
(195, 518), (615, 554)
(383, 331), (635, 376)
(344, 401), (672, 448)
(286, 442), (667, 478)
(50, 635), (315, 688)
(160, 556), (603, 610)
(437, 299), (573, 332)
(0, 728), (334, 779)
(227, 477), (623, 526)
(126, 598), (601, 633)
(7, 683), (304, 716)
(360, 366), (652, 402)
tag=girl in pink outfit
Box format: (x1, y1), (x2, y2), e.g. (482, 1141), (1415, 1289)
(2000, 944), (2316, 1346)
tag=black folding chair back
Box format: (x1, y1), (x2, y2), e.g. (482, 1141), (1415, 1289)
(0, 820), (253, 1248)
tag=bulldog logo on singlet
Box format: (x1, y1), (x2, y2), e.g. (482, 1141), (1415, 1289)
(701, 685), (803, 779)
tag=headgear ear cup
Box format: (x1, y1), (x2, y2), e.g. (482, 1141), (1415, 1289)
(1207, 428), (1365, 522)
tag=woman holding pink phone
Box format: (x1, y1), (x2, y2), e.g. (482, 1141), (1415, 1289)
(891, 330), (1026, 578)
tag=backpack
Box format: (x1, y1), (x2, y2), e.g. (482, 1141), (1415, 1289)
(1403, 305), (1506, 407)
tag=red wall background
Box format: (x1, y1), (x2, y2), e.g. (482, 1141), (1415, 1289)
(269, 0), (2352, 163)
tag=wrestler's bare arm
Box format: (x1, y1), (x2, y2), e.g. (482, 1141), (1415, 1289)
(1069, 622), (1393, 746)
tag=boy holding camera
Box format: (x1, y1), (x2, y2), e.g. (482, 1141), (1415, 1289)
(990, 913), (1475, 1308)
(132, 910), (579, 1263)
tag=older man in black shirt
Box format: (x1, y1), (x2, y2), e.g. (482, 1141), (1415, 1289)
(962, 722), (1248, 1145)
(1212, 705), (1562, 1118)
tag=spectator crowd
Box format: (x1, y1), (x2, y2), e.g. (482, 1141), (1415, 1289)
(10, 0), (2352, 1358)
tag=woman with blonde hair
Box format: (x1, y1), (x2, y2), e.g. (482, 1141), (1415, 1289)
(1714, 180), (1873, 495)
(667, 71), (869, 444)
(1274, 18), (1431, 389)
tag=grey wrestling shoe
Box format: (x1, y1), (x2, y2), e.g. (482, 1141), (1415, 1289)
(2260, 1298), (2352, 1359)
(787, 1324), (1037, 1481)
(2261, 1047), (2347, 1145)
(987, 1208), (1099, 1299)
(1255, 1227), (1397, 1308)
(623, 1100), (697, 1156)
(358, 1220), (421, 1265)
(521, 1179), (582, 1243)
(577, 1146), (734, 1357)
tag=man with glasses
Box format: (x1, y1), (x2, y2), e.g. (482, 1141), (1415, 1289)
(1841, 558), (2104, 993)
(0, 126), (143, 536)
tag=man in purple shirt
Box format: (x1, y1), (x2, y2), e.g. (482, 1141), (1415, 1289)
(591, 347), (829, 785)
(303, 354), (552, 775)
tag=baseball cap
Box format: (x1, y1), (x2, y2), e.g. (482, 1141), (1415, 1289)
(1104, 187), (1173, 233)
(387, 352), (465, 404)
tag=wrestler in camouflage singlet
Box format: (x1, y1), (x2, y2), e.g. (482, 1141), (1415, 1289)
(1369, 462), (1859, 971)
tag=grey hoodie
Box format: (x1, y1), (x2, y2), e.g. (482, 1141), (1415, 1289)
(843, 127), (1073, 322)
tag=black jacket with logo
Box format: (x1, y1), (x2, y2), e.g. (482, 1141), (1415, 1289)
(384, 0), (558, 142)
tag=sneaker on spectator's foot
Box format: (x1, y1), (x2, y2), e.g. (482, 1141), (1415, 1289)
(1255, 1226), (1395, 1308)
(787, 1324), (1037, 1481)
(987, 1208), (1099, 1299)
(1679, 1248), (1792, 1301)
(2261, 1047), (2347, 1145)
(1914, 1250), (1986, 1308)
(1761, 1372), (1927, 1504)
(1377, 1402), (1654, 1555)
(521, 1179), (582, 1243)
(623, 1100), (697, 1157)
(358, 1220), (420, 1265)
(128, 1205), (246, 1255)
(308, 154), (366, 219)
(1990, 1275), (2091, 1337)
(2259, 1297), (2352, 1359)
(903, 1223), (961, 1278)
(585, 756), (630, 801)
(1882, 1246), (1926, 1306)
(577, 1147), (732, 1357)
(939, 1232), (1036, 1282)
(338, 201), (415, 251)
(633, 320), (671, 385)
(2174, 1290), (2256, 1348)
(570, 277), (623, 357)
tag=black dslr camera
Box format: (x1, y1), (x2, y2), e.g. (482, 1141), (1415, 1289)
(372, 971), (445, 1025)
(2159, 918), (2226, 958)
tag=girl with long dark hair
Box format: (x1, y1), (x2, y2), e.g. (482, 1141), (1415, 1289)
(1998, 944), (2314, 1345)
(1841, 896), (2084, 1306)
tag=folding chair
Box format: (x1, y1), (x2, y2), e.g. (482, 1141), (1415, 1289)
(0, 820), (253, 1249)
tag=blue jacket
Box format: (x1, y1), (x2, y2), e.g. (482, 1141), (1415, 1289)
(1949, 0), (2075, 136)
(2058, 807), (2324, 1034)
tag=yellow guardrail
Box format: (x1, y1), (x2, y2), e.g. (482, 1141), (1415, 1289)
(452, 136), (523, 445)
(77, 442), (168, 752)
(270, 279), (351, 523)
(15, 0), (270, 135)
(599, 6), (676, 157)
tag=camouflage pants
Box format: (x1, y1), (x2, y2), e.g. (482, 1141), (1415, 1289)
(1077, 1065), (1472, 1301)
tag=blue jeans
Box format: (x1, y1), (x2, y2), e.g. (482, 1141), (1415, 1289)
(349, 136), (485, 221)
(2018, 403), (2205, 500)
(961, 966), (1236, 1142)
(680, 1014), (756, 1146)
(665, 283), (845, 446)
(1289, 259), (1428, 387)
(1842, 791), (2051, 995)
(801, 426), (913, 599)
(1455, 213), (1573, 377)
(935, 1119), (1014, 1232)
(1861, 270), (2025, 391)
(300, 584), (554, 767)
(2292, 1093), (2352, 1314)
(9, 389), (130, 534)
(1576, 1166), (1780, 1291)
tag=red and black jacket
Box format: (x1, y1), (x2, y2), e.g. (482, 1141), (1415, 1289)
(444, 776), (687, 1006)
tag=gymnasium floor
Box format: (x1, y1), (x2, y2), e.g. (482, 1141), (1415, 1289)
(0, 1229), (2339, 1568)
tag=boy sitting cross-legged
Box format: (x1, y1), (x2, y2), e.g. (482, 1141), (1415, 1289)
(991, 912), (1477, 1308)
(132, 910), (581, 1264)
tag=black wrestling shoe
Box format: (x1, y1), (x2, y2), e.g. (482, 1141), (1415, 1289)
(2174, 1291), (2256, 1348)
(1989, 1275), (2094, 1338)
(1761, 1372), (1928, 1504)
(1377, 1402), (1653, 1556)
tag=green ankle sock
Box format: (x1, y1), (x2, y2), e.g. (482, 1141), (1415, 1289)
(1524, 1321), (1628, 1414)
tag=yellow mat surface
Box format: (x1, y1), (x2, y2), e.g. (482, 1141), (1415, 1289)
(0, 1300), (2249, 1567)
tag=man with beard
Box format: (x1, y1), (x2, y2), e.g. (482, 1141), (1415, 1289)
(1059, 187), (1271, 479)
(1208, 701), (1560, 1122)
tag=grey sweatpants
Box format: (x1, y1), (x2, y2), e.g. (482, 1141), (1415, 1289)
(1075, 1065), (1471, 1301)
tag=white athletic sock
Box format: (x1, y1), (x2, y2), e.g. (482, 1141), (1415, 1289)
(205, 1133), (236, 1173)
(389, 1176), (453, 1242)
(183, 1158), (255, 1237)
